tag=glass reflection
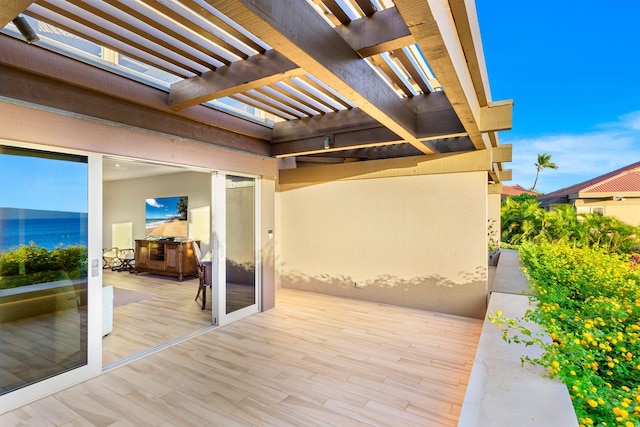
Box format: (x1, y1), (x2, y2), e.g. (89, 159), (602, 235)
(0, 146), (88, 395)
(225, 176), (256, 314)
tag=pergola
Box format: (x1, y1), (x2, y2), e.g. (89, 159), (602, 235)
(0, 0), (511, 182)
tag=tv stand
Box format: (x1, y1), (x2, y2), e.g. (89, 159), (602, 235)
(134, 239), (199, 281)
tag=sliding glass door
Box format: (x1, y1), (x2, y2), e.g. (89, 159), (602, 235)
(213, 173), (259, 325)
(0, 146), (89, 396)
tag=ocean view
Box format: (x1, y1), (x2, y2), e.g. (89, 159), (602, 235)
(0, 208), (88, 252)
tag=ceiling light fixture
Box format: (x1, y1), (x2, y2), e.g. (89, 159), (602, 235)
(324, 135), (333, 149)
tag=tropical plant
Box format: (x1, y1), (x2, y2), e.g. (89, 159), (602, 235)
(531, 153), (559, 191)
(490, 243), (640, 427)
(501, 197), (545, 245)
(500, 198), (640, 255)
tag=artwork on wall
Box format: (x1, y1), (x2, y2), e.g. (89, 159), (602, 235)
(145, 196), (188, 237)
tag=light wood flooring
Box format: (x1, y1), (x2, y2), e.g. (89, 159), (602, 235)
(1, 288), (482, 426)
(102, 269), (213, 365)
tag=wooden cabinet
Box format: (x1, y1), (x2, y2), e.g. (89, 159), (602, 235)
(134, 239), (199, 281)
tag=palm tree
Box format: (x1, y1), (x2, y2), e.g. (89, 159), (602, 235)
(531, 153), (558, 191)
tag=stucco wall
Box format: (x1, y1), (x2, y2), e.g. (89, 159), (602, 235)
(278, 171), (489, 318)
(576, 198), (640, 226)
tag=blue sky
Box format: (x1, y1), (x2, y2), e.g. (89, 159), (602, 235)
(0, 154), (87, 213)
(476, 1), (640, 194)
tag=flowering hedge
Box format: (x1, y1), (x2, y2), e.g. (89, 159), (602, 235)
(491, 243), (640, 427)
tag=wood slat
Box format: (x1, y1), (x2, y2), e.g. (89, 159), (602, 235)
(137, 0), (249, 61)
(35, 0), (203, 76)
(1, 284), (481, 425)
(353, 0), (377, 16)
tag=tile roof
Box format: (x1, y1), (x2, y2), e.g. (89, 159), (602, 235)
(538, 161), (640, 200)
(584, 170), (640, 193)
(502, 185), (540, 196)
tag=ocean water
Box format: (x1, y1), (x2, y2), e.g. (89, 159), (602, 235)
(0, 216), (88, 252)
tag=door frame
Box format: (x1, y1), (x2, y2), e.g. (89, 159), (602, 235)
(212, 172), (261, 326)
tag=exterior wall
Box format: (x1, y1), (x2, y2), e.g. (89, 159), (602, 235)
(575, 198), (640, 226)
(487, 188), (502, 249)
(0, 100), (278, 313)
(278, 171), (489, 318)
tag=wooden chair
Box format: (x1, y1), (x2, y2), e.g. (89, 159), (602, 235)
(193, 242), (212, 310)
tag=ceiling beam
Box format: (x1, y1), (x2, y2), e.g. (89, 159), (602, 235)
(271, 126), (403, 158)
(211, 0), (434, 155)
(0, 1), (33, 28)
(272, 108), (378, 143)
(0, 63), (271, 155)
(491, 144), (512, 163)
(394, 0), (512, 150)
(0, 35), (272, 141)
(306, 144), (422, 160)
(407, 92), (466, 138)
(333, 7), (414, 58)
(279, 149), (498, 189)
(448, 0), (491, 106)
(354, 0), (377, 17)
(479, 100), (513, 132)
(169, 50), (304, 110)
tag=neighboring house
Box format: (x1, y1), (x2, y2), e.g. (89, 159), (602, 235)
(537, 162), (640, 225)
(0, 1), (512, 412)
(501, 184), (540, 200)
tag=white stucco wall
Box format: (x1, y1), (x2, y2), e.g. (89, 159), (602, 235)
(278, 171), (489, 318)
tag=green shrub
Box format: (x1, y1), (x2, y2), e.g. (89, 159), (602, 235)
(0, 243), (88, 289)
(490, 243), (640, 426)
(500, 199), (640, 255)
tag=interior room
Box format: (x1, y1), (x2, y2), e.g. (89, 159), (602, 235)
(101, 157), (216, 366)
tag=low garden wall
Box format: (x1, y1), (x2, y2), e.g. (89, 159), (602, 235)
(458, 249), (579, 426)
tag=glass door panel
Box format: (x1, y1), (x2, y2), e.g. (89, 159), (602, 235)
(0, 146), (88, 396)
(224, 175), (257, 317)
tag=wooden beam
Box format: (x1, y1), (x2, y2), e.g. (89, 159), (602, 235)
(271, 127), (403, 158)
(169, 50), (304, 110)
(394, 0), (489, 150)
(0, 64), (271, 155)
(320, 0), (351, 24)
(448, 0), (491, 106)
(272, 108), (378, 143)
(211, 0), (434, 155)
(491, 144), (512, 163)
(0, 0), (33, 28)
(406, 92), (466, 138)
(279, 149), (495, 188)
(0, 35), (272, 141)
(333, 7), (414, 58)
(354, 0), (377, 16)
(306, 143), (423, 160)
(479, 100), (513, 132)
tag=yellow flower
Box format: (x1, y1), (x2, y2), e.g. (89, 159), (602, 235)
(586, 399), (598, 408)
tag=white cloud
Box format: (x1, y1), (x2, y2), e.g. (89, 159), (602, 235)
(504, 111), (640, 194)
(145, 198), (163, 208)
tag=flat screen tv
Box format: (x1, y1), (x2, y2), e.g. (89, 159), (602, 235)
(145, 196), (188, 238)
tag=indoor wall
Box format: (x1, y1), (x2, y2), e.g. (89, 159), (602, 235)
(103, 171), (213, 255)
(277, 170), (489, 319)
